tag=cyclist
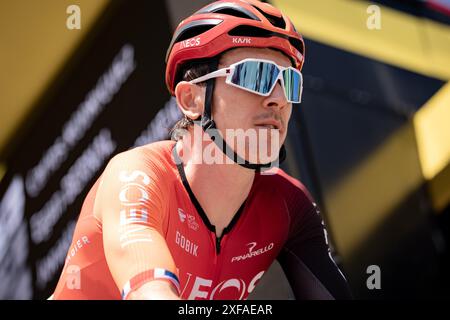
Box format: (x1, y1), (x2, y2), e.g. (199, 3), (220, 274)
(52, 0), (352, 300)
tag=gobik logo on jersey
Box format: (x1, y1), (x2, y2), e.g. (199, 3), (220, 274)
(182, 270), (265, 300)
(231, 242), (274, 262)
(175, 231), (199, 257)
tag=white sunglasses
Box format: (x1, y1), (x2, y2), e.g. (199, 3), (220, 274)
(189, 58), (303, 103)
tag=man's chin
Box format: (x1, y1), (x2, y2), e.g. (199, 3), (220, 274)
(227, 133), (283, 165)
(234, 148), (281, 166)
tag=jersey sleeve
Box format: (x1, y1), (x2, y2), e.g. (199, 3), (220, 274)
(277, 179), (353, 300)
(94, 148), (179, 297)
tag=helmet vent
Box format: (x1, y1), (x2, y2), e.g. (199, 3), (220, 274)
(251, 5), (286, 29)
(288, 37), (304, 55)
(229, 25), (275, 37)
(197, 3), (260, 20)
(166, 19), (222, 62)
(176, 24), (216, 42)
(228, 25), (304, 55)
(213, 8), (256, 19)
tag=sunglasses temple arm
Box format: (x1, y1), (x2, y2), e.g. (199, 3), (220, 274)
(189, 68), (230, 84)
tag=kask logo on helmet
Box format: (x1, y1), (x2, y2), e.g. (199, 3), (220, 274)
(232, 37), (251, 44)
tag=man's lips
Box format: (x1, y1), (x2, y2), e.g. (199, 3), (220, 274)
(254, 119), (282, 130)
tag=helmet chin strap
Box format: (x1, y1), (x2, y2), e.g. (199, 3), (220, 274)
(199, 59), (286, 172)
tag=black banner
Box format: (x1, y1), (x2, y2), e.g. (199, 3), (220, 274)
(0, 0), (181, 299)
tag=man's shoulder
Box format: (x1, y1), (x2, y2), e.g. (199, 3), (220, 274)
(101, 140), (177, 184)
(109, 140), (176, 165)
(259, 167), (313, 202)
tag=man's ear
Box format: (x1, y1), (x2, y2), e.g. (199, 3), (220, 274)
(175, 81), (205, 120)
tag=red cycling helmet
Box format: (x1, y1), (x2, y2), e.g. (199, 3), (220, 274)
(165, 0), (305, 96)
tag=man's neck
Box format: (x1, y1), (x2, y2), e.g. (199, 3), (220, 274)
(176, 138), (255, 236)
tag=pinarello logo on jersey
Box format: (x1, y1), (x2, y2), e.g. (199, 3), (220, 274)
(231, 242), (274, 263)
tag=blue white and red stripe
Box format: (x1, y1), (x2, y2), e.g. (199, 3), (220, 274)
(121, 268), (180, 300)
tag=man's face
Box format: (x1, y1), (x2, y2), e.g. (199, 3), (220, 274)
(212, 47), (293, 164)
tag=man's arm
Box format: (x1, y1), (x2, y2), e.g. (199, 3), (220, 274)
(96, 152), (180, 300)
(277, 202), (353, 300)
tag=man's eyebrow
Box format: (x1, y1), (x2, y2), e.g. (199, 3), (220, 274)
(218, 57), (230, 67)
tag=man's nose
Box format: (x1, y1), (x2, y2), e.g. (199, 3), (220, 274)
(262, 80), (288, 110)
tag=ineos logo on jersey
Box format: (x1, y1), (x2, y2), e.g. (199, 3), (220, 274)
(118, 183), (149, 206)
(183, 270), (265, 300)
(211, 279), (246, 300)
(117, 170), (152, 247)
(118, 170), (150, 206)
(232, 37), (251, 44)
(119, 209), (148, 225)
(180, 37), (201, 49)
(175, 231), (199, 257)
(119, 170), (150, 185)
(231, 242), (274, 262)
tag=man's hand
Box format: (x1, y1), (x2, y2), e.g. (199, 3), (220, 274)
(127, 280), (181, 300)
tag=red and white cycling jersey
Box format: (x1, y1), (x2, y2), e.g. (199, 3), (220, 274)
(53, 140), (320, 300)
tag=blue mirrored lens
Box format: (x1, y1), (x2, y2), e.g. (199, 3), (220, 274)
(231, 61), (279, 94)
(282, 69), (302, 103)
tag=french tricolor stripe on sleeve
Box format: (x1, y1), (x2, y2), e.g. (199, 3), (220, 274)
(121, 268), (180, 299)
